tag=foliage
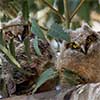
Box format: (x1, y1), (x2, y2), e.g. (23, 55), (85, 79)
(31, 20), (45, 40)
(0, 31), (20, 68)
(0, 31), (5, 46)
(0, 44), (21, 68)
(9, 38), (16, 58)
(63, 69), (86, 86)
(48, 23), (70, 41)
(24, 37), (32, 62)
(32, 68), (58, 93)
(22, 0), (29, 21)
(33, 36), (42, 56)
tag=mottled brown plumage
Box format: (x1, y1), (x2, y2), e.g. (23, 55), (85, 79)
(56, 24), (100, 85)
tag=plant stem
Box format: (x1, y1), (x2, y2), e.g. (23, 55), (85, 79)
(63, 0), (70, 28)
(70, 0), (85, 21)
(0, 23), (25, 30)
(39, 25), (48, 31)
(0, 23), (48, 31)
(42, 0), (65, 21)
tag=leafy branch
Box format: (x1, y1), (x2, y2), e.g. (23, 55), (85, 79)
(0, 23), (48, 32)
(63, 0), (70, 28)
(42, 0), (65, 21)
(42, 0), (85, 28)
(69, 0), (85, 21)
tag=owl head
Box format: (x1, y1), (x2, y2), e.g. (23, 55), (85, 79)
(64, 24), (100, 55)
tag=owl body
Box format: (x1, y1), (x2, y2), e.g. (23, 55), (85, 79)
(56, 24), (100, 85)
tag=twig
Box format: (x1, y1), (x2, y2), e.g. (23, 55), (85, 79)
(63, 0), (70, 28)
(1, 23), (48, 32)
(42, 0), (65, 21)
(39, 25), (48, 31)
(70, 0), (85, 21)
(0, 23), (26, 30)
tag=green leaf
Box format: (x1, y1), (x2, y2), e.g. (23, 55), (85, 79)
(9, 38), (16, 58)
(22, 0), (29, 21)
(71, 22), (81, 29)
(47, 0), (55, 4)
(28, 0), (37, 12)
(31, 20), (45, 40)
(78, 1), (90, 22)
(24, 37), (32, 62)
(0, 44), (21, 68)
(48, 23), (70, 41)
(63, 69), (84, 86)
(1, 14), (9, 22)
(32, 68), (57, 94)
(33, 36), (42, 56)
(0, 31), (5, 46)
(68, 0), (80, 15)
(57, 0), (64, 15)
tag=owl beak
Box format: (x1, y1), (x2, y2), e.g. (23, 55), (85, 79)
(80, 45), (86, 54)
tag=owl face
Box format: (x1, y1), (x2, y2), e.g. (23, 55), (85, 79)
(65, 25), (99, 55)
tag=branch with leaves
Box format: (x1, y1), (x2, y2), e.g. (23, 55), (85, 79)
(63, 0), (70, 28)
(42, 0), (85, 28)
(42, 0), (65, 21)
(70, 0), (85, 21)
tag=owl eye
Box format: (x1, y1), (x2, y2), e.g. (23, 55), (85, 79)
(87, 38), (91, 43)
(84, 33), (97, 54)
(70, 42), (80, 49)
(72, 44), (79, 49)
(65, 42), (80, 49)
(87, 33), (97, 43)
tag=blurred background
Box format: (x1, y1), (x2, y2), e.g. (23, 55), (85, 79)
(0, 0), (100, 30)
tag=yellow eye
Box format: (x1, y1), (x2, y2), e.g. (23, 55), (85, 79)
(87, 38), (91, 43)
(70, 42), (80, 49)
(73, 44), (79, 48)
